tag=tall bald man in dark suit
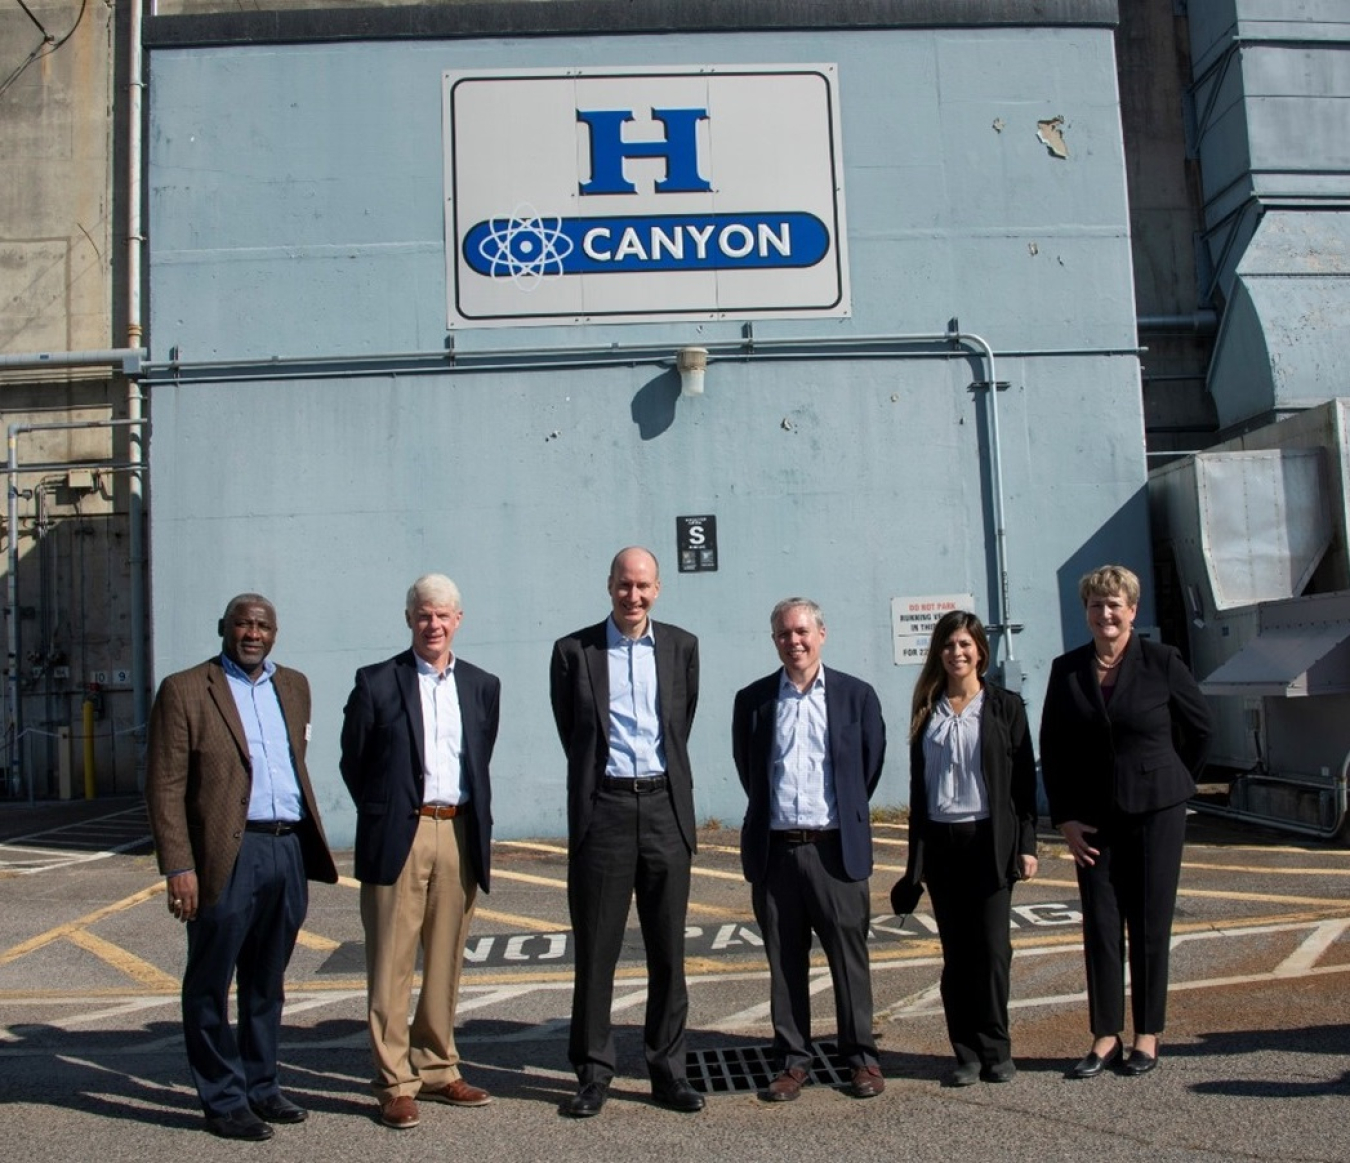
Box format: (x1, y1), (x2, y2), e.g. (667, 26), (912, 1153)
(734, 597), (887, 1103)
(550, 547), (704, 1118)
(146, 594), (337, 1140)
(341, 574), (499, 1131)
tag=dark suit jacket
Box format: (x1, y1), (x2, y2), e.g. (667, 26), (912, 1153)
(550, 619), (699, 857)
(340, 649), (499, 891)
(145, 658), (337, 906)
(904, 681), (1038, 889)
(1040, 633), (1213, 826)
(733, 665), (886, 885)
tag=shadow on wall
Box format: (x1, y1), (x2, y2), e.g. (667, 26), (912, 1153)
(1053, 485), (1154, 650)
(631, 367), (682, 440)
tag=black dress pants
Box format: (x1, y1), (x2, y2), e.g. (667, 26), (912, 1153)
(1075, 801), (1187, 1036)
(567, 781), (691, 1087)
(924, 819), (1014, 1068)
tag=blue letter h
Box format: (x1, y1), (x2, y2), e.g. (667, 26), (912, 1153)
(577, 108), (711, 195)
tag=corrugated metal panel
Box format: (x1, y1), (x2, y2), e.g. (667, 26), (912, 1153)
(1201, 621), (1350, 697)
(1196, 447), (1331, 609)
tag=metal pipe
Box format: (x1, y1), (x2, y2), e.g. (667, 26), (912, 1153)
(144, 326), (1038, 662)
(1137, 312), (1219, 334)
(128, 0), (149, 790)
(82, 697), (96, 799)
(956, 329), (1016, 665)
(0, 349), (145, 372)
(1189, 754), (1350, 841)
(5, 420), (149, 803)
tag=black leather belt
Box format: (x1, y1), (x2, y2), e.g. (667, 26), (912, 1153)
(772, 828), (839, 845)
(245, 820), (298, 835)
(601, 774), (668, 793)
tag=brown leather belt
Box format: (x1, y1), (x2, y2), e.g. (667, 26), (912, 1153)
(772, 828), (839, 845)
(419, 804), (466, 820)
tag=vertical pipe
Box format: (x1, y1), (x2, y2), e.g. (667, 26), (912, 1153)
(83, 696), (96, 799)
(127, 0), (149, 787)
(7, 427), (24, 803)
(957, 331), (1016, 664)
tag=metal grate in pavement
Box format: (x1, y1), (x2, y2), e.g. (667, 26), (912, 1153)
(687, 1040), (851, 1094)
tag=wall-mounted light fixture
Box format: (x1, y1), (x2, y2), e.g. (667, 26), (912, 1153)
(677, 346), (708, 396)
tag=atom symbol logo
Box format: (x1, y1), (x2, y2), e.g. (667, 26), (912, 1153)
(475, 204), (573, 289)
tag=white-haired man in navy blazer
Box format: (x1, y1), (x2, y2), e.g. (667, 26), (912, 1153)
(341, 574), (499, 1130)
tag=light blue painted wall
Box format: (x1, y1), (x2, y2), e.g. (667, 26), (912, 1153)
(147, 26), (1148, 843)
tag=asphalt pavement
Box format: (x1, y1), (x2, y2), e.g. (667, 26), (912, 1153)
(2, 796), (1348, 1162)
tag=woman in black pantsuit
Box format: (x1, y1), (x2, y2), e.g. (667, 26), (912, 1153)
(901, 611), (1038, 1086)
(1040, 565), (1213, 1079)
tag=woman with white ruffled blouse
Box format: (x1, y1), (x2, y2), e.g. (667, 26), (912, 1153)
(898, 611), (1039, 1087)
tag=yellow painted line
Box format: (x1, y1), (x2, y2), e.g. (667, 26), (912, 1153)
(493, 868), (568, 889)
(295, 929), (340, 952)
(337, 875), (360, 889)
(63, 928), (181, 992)
(0, 881), (164, 967)
(474, 908), (562, 933)
(1181, 860), (1350, 878)
(496, 840), (566, 856)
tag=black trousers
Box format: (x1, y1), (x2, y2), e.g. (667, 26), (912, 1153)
(1076, 802), (1187, 1036)
(923, 819), (1014, 1068)
(182, 829), (307, 1117)
(567, 782), (691, 1087)
(751, 831), (878, 1070)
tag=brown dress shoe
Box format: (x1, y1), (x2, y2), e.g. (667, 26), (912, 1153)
(422, 1078), (493, 1107)
(849, 1065), (885, 1098)
(759, 1066), (808, 1102)
(379, 1095), (420, 1129)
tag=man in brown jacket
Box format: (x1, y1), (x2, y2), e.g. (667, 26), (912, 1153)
(146, 594), (337, 1140)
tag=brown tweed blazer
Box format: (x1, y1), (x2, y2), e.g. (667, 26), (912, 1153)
(145, 657), (337, 905)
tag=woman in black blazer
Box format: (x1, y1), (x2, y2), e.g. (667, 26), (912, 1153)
(901, 611), (1038, 1086)
(1040, 565), (1213, 1079)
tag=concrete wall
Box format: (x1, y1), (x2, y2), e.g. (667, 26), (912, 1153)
(0, 5), (140, 799)
(145, 15), (1149, 843)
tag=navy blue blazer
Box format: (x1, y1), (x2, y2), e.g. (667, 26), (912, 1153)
(340, 649), (499, 890)
(733, 665), (886, 885)
(1040, 633), (1213, 826)
(550, 619), (699, 857)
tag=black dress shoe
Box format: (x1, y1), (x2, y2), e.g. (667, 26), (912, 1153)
(652, 1080), (706, 1112)
(981, 1060), (1017, 1084)
(562, 1082), (608, 1118)
(205, 1108), (274, 1140)
(944, 1062), (981, 1088)
(1068, 1039), (1122, 1079)
(250, 1093), (307, 1124)
(1122, 1048), (1158, 1076)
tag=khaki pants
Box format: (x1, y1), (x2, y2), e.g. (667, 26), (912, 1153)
(360, 814), (476, 1101)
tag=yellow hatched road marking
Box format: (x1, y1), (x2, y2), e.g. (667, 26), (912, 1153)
(62, 928), (180, 991)
(0, 881), (164, 967)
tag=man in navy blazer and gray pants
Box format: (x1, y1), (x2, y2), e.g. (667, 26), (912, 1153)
(341, 574), (499, 1130)
(733, 597), (887, 1103)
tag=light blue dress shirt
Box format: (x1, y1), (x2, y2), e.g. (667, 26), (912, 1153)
(922, 689), (990, 823)
(605, 616), (667, 778)
(221, 653), (304, 823)
(415, 653), (466, 805)
(770, 666), (838, 830)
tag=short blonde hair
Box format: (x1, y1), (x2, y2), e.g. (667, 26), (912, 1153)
(406, 573), (462, 613)
(1078, 564), (1140, 607)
